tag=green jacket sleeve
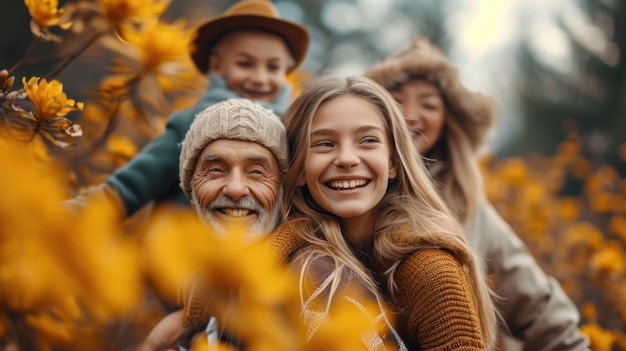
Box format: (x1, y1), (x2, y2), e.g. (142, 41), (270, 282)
(105, 109), (196, 216)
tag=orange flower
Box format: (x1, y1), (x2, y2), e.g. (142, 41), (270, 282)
(99, 20), (203, 96)
(589, 243), (626, 275)
(24, 0), (73, 41)
(498, 158), (530, 186)
(24, 313), (74, 345)
(522, 183), (546, 204)
(556, 139), (581, 161)
(107, 135), (138, 159)
(287, 69), (312, 100)
(142, 207), (213, 302)
(589, 192), (622, 213)
(563, 222), (604, 250)
(571, 157), (591, 178)
(0, 137), (143, 330)
(22, 77), (84, 121)
(580, 322), (615, 351)
(19, 77), (83, 147)
(609, 215), (626, 241)
(558, 197), (581, 222)
(581, 302), (597, 321)
(97, 0), (168, 28)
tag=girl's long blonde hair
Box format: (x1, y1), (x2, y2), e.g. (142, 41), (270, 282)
(281, 75), (496, 348)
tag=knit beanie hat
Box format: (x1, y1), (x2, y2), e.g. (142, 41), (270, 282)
(364, 36), (496, 152)
(179, 99), (288, 199)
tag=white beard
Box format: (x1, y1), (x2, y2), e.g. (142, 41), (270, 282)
(190, 186), (283, 242)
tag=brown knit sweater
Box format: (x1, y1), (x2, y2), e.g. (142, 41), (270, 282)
(182, 223), (486, 350)
(394, 248), (485, 350)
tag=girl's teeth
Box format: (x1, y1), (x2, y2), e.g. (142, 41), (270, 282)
(329, 179), (367, 189)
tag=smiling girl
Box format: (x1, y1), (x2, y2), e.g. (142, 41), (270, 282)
(271, 75), (497, 350)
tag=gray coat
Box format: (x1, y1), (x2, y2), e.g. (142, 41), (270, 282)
(468, 201), (590, 351)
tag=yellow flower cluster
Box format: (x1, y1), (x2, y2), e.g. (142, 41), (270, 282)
(98, 0), (168, 28)
(482, 135), (626, 347)
(0, 136), (383, 350)
(0, 138), (143, 348)
(22, 77), (84, 121)
(24, 0), (72, 41)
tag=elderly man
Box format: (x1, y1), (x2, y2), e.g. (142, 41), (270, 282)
(143, 98), (287, 350)
(179, 98), (287, 240)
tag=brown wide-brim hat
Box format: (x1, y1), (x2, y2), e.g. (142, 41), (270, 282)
(190, 0), (310, 74)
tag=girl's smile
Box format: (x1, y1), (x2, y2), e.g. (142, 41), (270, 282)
(302, 94), (397, 244)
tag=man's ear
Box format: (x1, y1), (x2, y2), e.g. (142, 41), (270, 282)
(208, 54), (221, 73)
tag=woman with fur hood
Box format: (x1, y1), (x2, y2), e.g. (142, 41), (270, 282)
(363, 36), (590, 351)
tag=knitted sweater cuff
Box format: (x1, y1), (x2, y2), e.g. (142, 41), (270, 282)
(180, 272), (215, 329)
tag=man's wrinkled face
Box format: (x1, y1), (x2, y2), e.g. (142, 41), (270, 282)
(190, 139), (282, 241)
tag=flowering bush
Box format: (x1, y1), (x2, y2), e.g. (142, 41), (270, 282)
(0, 1), (381, 350)
(481, 133), (626, 351)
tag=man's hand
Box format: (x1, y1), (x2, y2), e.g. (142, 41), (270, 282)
(141, 309), (195, 351)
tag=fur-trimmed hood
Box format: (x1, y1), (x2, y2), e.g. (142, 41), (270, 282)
(364, 36), (496, 152)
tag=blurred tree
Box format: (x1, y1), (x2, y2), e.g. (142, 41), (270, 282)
(282, 0), (449, 75)
(512, 0), (625, 173)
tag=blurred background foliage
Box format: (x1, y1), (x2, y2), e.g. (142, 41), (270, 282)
(1, 0), (624, 180)
(0, 0), (625, 350)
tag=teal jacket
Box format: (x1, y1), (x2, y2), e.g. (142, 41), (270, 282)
(106, 74), (292, 216)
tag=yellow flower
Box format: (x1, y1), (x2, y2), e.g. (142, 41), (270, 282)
(305, 288), (384, 351)
(97, 0), (169, 28)
(22, 77), (84, 120)
(556, 139), (581, 162)
(100, 21), (203, 94)
(522, 183), (546, 204)
(590, 192), (622, 213)
(126, 21), (190, 71)
(25, 313), (73, 346)
(96, 21), (205, 120)
(20, 77), (83, 147)
(24, 0), (72, 41)
(0, 137), (143, 331)
(619, 282), (626, 325)
(563, 222), (604, 250)
(287, 69), (312, 100)
(580, 322), (615, 351)
(609, 215), (626, 242)
(498, 158), (530, 186)
(589, 243), (626, 275)
(142, 206), (216, 301)
(558, 197), (581, 222)
(107, 135), (137, 159)
(571, 157), (591, 178)
(581, 302), (597, 321)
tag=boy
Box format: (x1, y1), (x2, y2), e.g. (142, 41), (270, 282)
(66, 0), (309, 219)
